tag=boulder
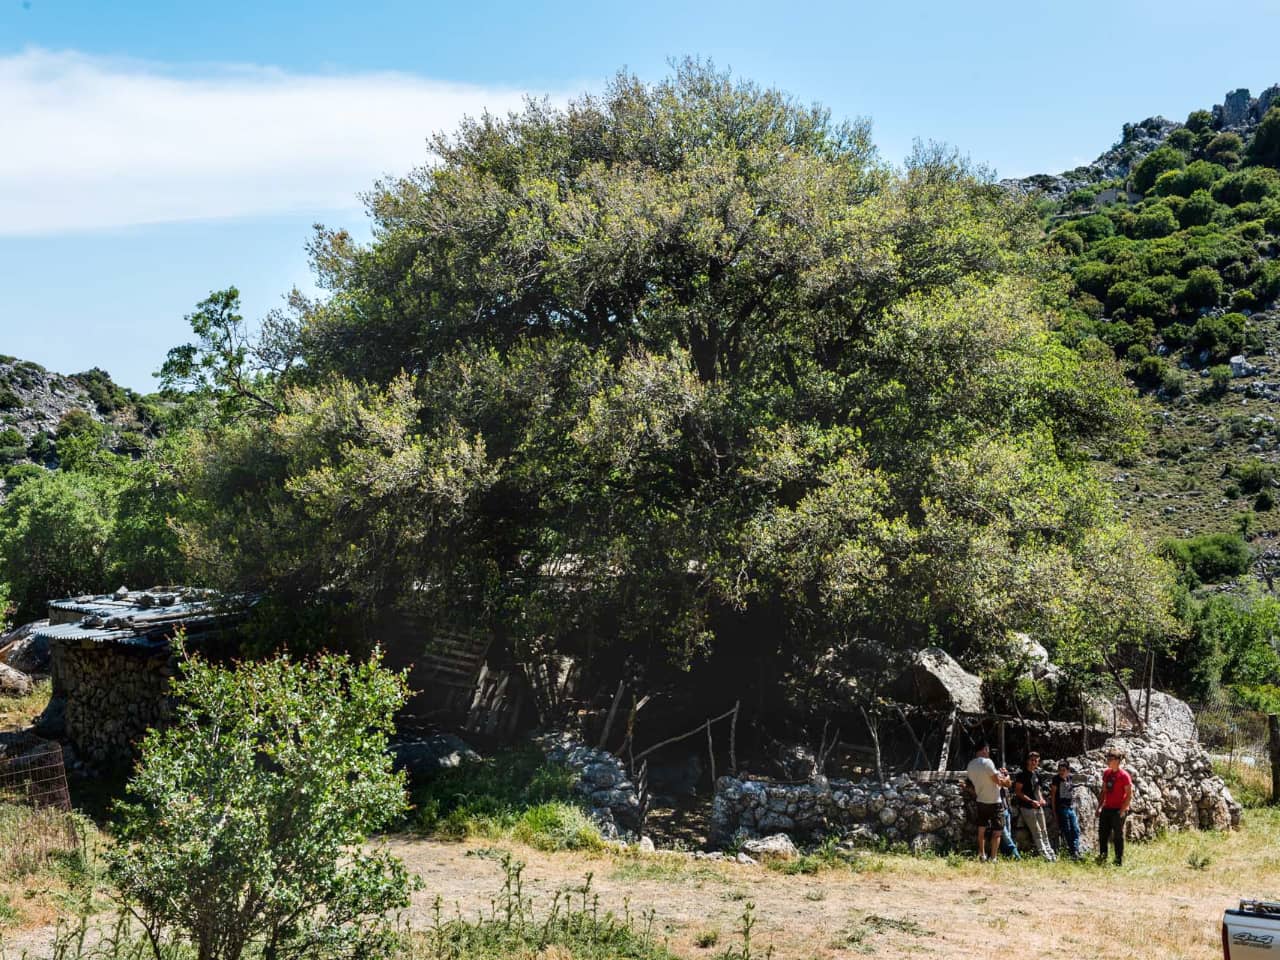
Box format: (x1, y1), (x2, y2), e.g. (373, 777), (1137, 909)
(1114, 691), (1197, 743)
(390, 734), (480, 780)
(894, 647), (983, 714)
(0, 620), (51, 676)
(741, 833), (799, 861)
(0, 661), (33, 698)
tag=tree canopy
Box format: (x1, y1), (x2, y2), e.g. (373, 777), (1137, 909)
(170, 62), (1172, 697)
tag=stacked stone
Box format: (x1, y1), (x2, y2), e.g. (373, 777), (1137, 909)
(539, 733), (642, 838)
(711, 732), (1241, 853)
(51, 642), (173, 768)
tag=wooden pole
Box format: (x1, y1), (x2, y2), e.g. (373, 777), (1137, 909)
(938, 709), (957, 773)
(597, 680), (626, 750)
(706, 720), (716, 785)
(998, 720), (1006, 769)
(1270, 715), (1280, 804)
(729, 700), (740, 775)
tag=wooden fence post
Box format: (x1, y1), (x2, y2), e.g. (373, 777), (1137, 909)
(1269, 714), (1280, 805)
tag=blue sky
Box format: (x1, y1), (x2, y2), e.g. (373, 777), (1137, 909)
(3, 0), (1279, 391)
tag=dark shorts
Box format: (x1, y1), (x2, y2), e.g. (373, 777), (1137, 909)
(976, 802), (1003, 831)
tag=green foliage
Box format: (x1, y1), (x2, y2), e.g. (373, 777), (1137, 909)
(1206, 133), (1245, 167)
(1133, 203), (1179, 239)
(1158, 532), (1252, 585)
(1, 462), (42, 490)
(1178, 190), (1219, 228)
(412, 745), (599, 851)
(109, 645), (413, 960)
(405, 855), (676, 960)
(0, 387), (19, 410)
(174, 62), (1167, 691)
(1250, 106), (1280, 168)
(1233, 458), (1277, 494)
(0, 427), (24, 465)
(72, 368), (135, 415)
(1131, 146), (1186, 194)
(1183, 267), (1225, 309)
(0, 470), (116, 619)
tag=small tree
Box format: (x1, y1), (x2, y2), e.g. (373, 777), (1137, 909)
(109, 643), (413, 960)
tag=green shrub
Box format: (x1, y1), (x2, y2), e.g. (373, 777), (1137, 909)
(1256, 490), (1275, 512)
(1250, 105), (1280, 168)
(1183, 267), (1224, 309)
(1074, 213), (1116, 242)
(1158, 532), (1253, 584)
(2, 462), (42, 489)
(1186, 110), (1214, 134)
(1178, 190), (1219, 228)
(412, 744), (597, 850)
(109, 645), (413, 960)
(1134, 204), (1179, 238)
(1132, 146), (1187, 194)
(1205, 132), (1245, 167)
(0, 387), (19, 411)
(1192, 312), (1245, 360)
(1234, 458), (1277, 494)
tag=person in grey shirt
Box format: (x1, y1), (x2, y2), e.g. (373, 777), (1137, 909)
(966, 743), (1011, 861)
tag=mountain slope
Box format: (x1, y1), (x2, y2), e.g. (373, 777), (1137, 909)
(1021, 86), (1280, 562)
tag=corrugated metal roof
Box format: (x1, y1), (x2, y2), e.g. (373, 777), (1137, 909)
(35, 587), (244, 648)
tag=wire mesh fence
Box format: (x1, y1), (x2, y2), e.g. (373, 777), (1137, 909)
(1190, 700), (1271, 777)
(0, 730), (71, 811)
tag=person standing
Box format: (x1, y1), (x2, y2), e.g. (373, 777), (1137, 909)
(1097, 748), (1133, 866)
(1013, 752), (1057, 861)
(997, 769), (1022, 861)
(966, 743), (1011, 861)
(1050, 761), (1082, 859)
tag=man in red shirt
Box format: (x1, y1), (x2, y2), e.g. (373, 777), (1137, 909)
(1096, 748), (1133, 866)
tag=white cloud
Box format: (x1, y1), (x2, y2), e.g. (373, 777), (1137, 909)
(1, 49), (548, 235)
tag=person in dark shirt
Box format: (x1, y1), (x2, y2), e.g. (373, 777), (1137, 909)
(1050, 761), (1082, 859)
(1013, 751), (1057, 861)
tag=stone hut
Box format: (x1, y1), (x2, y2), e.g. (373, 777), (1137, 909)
(35, 587), (242, 768)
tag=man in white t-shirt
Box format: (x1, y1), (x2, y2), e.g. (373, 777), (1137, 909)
(966, 742), (1011, 861)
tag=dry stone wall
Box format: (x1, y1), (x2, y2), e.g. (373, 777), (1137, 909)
(711, 730), (1241, 854)
(539, 733), (643, 838)
(49, 641), (173, 768)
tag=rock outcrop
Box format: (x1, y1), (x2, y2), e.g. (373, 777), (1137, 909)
(893, 647), (983, 714)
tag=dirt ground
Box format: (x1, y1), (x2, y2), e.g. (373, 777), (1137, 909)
(385, 835), (1244, 959)
(4, 823), (1270, 960)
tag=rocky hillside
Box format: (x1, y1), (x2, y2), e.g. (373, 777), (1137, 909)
(1016, 86), (1280, 565)
(0, 357), (153, 493)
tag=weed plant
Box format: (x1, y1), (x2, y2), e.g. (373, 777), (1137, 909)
(412, 745), (603, 851)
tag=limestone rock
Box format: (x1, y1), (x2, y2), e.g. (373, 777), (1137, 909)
(894, 647), (983, 713)
(0, 620), (51, 675)
(742, 833), (799, 861)
(0, 661), (33, 697)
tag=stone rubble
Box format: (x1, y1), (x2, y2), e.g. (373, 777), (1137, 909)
(539, 733), (643, 838)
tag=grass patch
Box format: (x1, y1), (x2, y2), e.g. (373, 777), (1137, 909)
(1215, 758), (1272, 807)
(766, 837), (871, 876)
(0, 678), (51, 729)
(0, 802), (104, 929)
(397, 853), (677, 960)
(412, 744), (603, 852)
(609, 853), (727, 886)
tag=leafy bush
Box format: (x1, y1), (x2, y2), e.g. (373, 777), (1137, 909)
(1257, 489), (1276, 512)
(1132, 146), (1186, 194)
(1133, 204), (1179, 239)
(1158, 532), (1253, 584)
(1250, 106), (1280, 168)
(1191, 312), (1245, 360)
(1178, 190), (1219, 228)
(1233, 458), (1276, 494)
(109, 645), (413, 960)
(2, 462), (42, 490)
(1183, 267), (1225, 309)
(412, 744), (600, 851)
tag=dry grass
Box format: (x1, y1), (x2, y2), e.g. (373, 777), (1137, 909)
(0, 803), (105, 933)
(0, 681), (51, 732)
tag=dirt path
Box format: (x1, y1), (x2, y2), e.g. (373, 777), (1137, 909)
(0, 834), (1250, 959)
(387, 837), (1236, 959)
